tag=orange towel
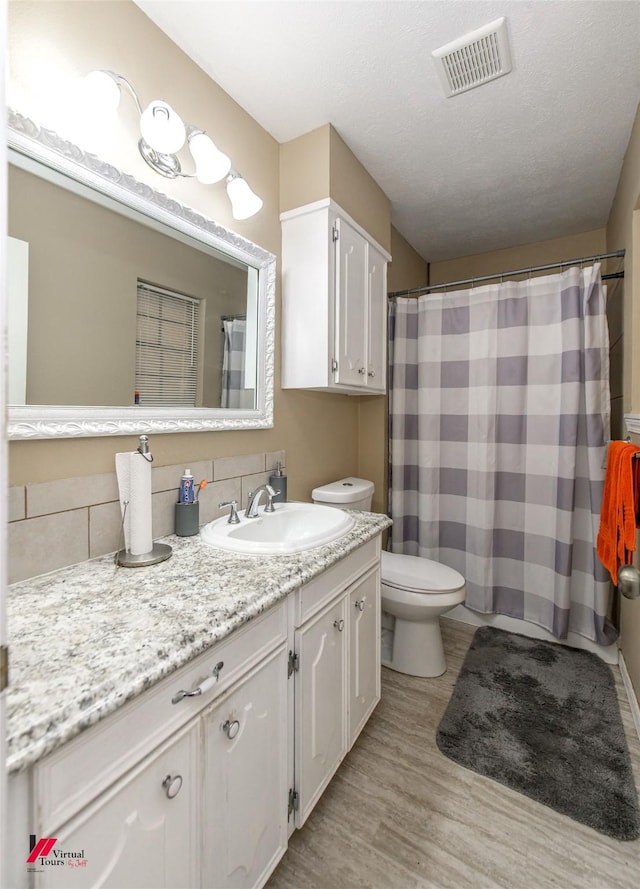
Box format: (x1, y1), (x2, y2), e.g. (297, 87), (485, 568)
(597, 440), (640, 584)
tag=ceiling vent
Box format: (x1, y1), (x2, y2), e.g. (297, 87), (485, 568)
(432, 17), (512, 97)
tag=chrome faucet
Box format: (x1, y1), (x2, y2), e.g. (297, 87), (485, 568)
(246, 484), (277, 518)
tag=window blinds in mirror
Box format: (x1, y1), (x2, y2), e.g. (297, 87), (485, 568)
(135, 281), (200, 407)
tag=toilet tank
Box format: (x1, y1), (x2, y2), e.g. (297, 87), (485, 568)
(311, 477), (374, 511)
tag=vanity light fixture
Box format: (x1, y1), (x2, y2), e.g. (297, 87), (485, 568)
(81, 70), (263, 218)
(226, 171), (264, 220)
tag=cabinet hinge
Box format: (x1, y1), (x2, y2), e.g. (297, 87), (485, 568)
(288, 787), (299, 820)
(0, 645), (8, 693)
(332, 226), (339, 242)
(287, 650), (299, 677)
(331, 358), (338, 373)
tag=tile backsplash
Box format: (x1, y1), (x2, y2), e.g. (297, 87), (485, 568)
(8, 450), (285, 584)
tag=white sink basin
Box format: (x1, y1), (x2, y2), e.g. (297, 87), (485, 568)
(200, 501), (355, 555)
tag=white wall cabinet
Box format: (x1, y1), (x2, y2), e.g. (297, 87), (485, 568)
(281, 199), (391, 394)
(12, 538), (382, 889)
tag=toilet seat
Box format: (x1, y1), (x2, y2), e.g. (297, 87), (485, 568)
(381, 551), (465, 594)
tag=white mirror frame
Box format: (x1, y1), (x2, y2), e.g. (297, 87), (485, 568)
(7, 110), (275, 440)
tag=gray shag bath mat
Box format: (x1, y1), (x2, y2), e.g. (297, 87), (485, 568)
(436, 626), (640, 840)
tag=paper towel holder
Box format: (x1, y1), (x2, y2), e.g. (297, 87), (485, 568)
(117, 540), (172, 568)
(116, 436), (173, 568)
(116, 499), (173, 567)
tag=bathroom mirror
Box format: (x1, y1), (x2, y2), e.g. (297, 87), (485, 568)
(6, 111), (275, 439)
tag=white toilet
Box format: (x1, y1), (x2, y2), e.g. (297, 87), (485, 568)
(312, 477), (466, 678)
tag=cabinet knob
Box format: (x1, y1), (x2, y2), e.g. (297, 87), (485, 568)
(355, 599), (366, 611)
(333, 618), (345, 632)
(162, 774), (183, 799)
(223, 719), (241, 739)
(367, 369), (376, 378)
(358, 367), (366, 375)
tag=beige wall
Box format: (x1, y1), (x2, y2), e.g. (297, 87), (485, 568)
(328, 126), (390, 253)
(606, 101), (640, 704)
(7, 0), (376, 503)
(280, 123), (391, 254)
(430, 228), (607, 284)
(607, 101), (640, 412)
(279, 125), (331, 215)
(387, 227), (430, 294)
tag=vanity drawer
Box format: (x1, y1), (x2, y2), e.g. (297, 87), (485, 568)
(35, 600), (287, 834)
(295, 537), (380, 626)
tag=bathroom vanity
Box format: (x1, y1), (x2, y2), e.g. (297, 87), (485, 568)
(6, 511), (390, 889)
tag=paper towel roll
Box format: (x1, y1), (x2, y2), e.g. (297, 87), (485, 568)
(116, 449), (153, 556)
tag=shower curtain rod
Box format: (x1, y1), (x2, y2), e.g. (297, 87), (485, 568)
(387, 249), (625, 299)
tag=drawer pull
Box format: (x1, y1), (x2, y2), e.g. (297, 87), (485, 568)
(368, 369), (376, 378)
(333, 619), (345, 632)
(162, 774), (183, 799)
(223, 719), (240, 740)
(355, 599), (366, 611)
(171, 661), (224, 704)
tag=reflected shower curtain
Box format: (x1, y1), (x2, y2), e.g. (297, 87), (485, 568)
(221, 318), (253, 409)
(388, 264), (615, 644)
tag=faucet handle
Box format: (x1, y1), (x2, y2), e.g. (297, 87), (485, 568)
(264, 488), (281, 513)
(219, 500), (240, 524)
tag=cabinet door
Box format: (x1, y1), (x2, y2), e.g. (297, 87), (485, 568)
(334, 218), (368, 387)
(37, 723), (199, 889)
(295, 594), (348, 825)
(366, 245), (387, 391)
(202, 645), (288, 889)
(349, 568), (381, 747)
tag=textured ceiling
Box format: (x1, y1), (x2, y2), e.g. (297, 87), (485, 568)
(135, 0), (640, 262)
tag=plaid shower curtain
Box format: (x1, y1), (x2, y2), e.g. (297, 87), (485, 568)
(221, 318), (253, 409)
(388, 264), (615, 644)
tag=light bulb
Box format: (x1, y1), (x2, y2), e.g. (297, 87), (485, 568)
(226, 175), (263, 220)
(81, 71), (121, 114)
(140, 100), (186, 154)
(57, 70), (121, 152)
(188, 132), (231, 184)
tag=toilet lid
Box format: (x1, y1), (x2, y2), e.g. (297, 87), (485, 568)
(381, 551), (465, 593)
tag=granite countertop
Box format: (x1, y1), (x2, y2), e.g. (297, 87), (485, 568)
(6, 510), (391, 775)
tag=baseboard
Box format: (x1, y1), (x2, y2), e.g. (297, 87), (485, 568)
(445, 605), (619, 664)
(619, 652), (640, 745)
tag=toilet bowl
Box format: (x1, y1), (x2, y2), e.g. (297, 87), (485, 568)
(381, 551), (465, 678)
(311, 477), (467, 679)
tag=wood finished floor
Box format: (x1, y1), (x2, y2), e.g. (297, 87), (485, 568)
(266, 619), (640, 889)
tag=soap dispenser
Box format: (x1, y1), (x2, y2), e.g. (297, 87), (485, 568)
(269, 462), (287, 502)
